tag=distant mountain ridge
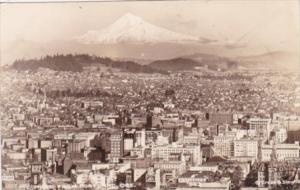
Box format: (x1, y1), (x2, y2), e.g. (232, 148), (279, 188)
(148, 54), (238, 72)
(237, 51), (299, 70)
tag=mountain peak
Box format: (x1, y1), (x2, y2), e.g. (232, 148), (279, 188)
(77, 13), (200, 44)
(120, 13), (143, 21)
(110, 13), (145, 28)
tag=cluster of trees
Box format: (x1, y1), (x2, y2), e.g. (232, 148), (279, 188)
(214, 166), (243, 190)
(13, 54), (85, 72)
(165, 89), (175, 96)
(12, 54), (166, 74)
(38, 88), (122, 99)
(201, 74), (253, 81)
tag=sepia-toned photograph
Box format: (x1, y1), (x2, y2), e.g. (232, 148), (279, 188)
(0, 0), (299, 189)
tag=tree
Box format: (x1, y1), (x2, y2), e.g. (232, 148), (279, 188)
(231, 166), (243, 190)
(244, 168), (258, 187)
(165, 89), (175, 96)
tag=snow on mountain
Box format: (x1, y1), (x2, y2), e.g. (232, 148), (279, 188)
(77, 13), (200, 44)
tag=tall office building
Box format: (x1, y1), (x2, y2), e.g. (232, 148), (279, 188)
(110, 130), (124, 163)
(135, 129), (146, 147)
(248, 118), (271, 139)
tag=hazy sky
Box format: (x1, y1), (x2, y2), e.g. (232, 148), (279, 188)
(1, 0), (299, 52)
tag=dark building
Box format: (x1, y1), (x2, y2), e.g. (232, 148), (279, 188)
(146, 113), (153, 129)
(30, 163), (43, 185)
(209, 112), (233, 125)
(66, 139), (85, 153)
(41, 148), (57, 162)
(287, 130), (300, 143)
(162, 128), (177, 143)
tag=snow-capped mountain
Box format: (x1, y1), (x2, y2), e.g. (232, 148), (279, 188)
(77, 13), (200, 44)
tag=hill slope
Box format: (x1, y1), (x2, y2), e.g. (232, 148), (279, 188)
(11, 54), (166, 74)
(148, 54), (238, 72)
(237, 51), (299, 70)
(148, 58), (201, 71)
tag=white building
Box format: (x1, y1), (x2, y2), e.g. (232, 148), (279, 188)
(151, 143), (202, 165)
(261, 142), (300, 161)
(74, 132), (98, 147)
(177, 172), (231, 190)
(110, 131), (124, 163)
(213, 135), (235, 158)
(274, 127), (287, 143)
(135, 129), (145, 147)
(234, 137), (258, 159)
(153, 160), (186, 176)
(124, 138), (134, 151)
(189, 165), (218, 173)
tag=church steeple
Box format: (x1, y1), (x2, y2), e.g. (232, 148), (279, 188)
(43, 88), (47, 104)
(258, 139), (262, 162)
(268, 138), (278, 187)
(270, 139), (277, 163)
